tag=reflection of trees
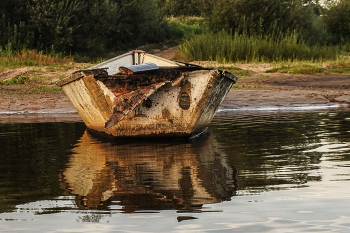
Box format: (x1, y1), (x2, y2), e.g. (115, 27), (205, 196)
(62, 131), (238, 212)
(211, 111), (350, 193)
(0, 122), (86, 213)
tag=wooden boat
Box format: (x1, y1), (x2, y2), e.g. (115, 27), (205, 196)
(57, 50), (237, 138)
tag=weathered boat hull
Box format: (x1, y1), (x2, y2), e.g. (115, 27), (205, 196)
(57, 51), (237, 138)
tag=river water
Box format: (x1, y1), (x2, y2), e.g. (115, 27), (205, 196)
(0, 109), (350, 232)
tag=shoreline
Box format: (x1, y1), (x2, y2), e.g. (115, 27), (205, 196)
(0, 73), (349, 123)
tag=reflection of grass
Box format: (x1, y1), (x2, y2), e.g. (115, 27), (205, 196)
(168, 16), (205, 40)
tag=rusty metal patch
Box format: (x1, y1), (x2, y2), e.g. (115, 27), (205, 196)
(162, 109), (171, 118)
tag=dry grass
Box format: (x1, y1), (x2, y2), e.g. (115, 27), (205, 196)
(0, 50), (74, 68)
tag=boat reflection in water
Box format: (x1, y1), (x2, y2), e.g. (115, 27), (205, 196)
(61, 131), (237, 212)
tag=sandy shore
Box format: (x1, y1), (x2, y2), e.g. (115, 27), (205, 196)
(222, 73), (350, 111)
(0, 72), (349, 123)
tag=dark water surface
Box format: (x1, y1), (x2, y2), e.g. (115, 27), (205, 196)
(1, 110), (350, 232)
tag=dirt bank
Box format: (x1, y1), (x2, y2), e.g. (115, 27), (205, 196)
(222, 73), (350, 111)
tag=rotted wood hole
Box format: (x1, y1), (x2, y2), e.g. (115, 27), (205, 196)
(142, 98), (152, 109)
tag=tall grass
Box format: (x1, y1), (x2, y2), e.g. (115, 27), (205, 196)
(0, 48), (73, 67)
(177, 31), (343, 62)
(166, 16), (206, 41)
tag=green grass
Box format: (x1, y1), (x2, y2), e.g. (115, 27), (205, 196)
(0, 75), (27, 85)
(167, 16), (207, 43)
(328, 67), (350, 74)
(168, 16), (205, 26)
(25, 74), (52, 85)
(266, 64), (326, 74)
(18, 86), (62, 94)
(0, 86), (61, 93)
(232, 83), (262, 88)
(216, 65), (251, 76)
(177, 31), (345, 63)
(266, 59), (350, 74)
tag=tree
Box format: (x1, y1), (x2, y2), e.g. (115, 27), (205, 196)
(72, 0), (122, 53)
(114, 0), (170, 48)
(0, 0), (172, 54)
(27, 0), (82, 51)
(322, 0), (350, 43)
(154, 0), (201, 16)
(0, 0), (32, 50)
(198, 0), (327, 44)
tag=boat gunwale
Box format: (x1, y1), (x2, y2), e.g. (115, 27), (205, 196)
(56, 69), (108, 87)
(87, 50), (180, 70)
(56, 66), (212, 87)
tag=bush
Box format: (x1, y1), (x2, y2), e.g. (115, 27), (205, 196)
(154, 0), (201, 16)
(0, 0), (173, 55)
(323, 0), (350, 44)
(178, 31), (340, 62)
(199, 0), (328, 45)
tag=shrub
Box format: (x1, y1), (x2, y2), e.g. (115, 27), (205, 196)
(178, 31), (340, 62)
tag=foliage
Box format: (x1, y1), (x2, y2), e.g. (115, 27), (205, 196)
(0, 75), (27, 85)
(177, 31), (340, 63)
(267, 59), (350, 74)
(198, 0), (328, 44)
(0, 0), (172, 55)
(166, 17), (206, 40)
(266, 63), (326, 74)
(216, 66), (251, 76)
(21, 86), (62, 93)
(0, 49), (73, 67)
(1, 0), (350, 61)
(27, 0), (82, 51)
(322, 0), (350, 44)
(154, 0), (201, 16)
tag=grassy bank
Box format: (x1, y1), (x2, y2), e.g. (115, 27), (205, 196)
(0, 49), (89, 93)
(1, 17), (350, 94)
(176, 31), (349, 63)
(0, 49), (74, 68)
